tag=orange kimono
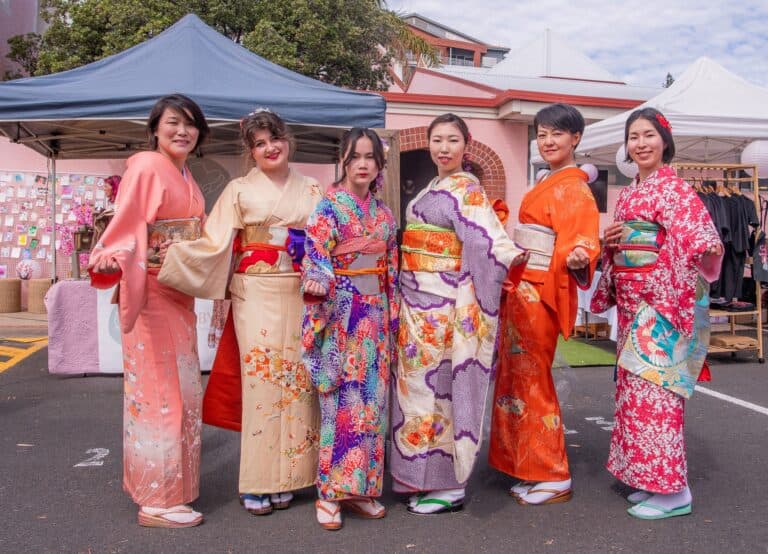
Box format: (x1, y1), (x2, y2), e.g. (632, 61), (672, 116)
(89, 151), (206, 508)
(489, 167), (600, 482)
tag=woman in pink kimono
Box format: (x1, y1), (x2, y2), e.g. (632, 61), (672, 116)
(592, 108), (723, 520)
(89, 94), (210, 528)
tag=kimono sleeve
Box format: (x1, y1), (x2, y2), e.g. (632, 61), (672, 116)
(88, 159), (163, 333)
(301, 198), (341, 393)
(552, 179), (601, 288)
(645, 179), (723, 336)
(158, 179), (241, 299)
(447, 177), (523, 315)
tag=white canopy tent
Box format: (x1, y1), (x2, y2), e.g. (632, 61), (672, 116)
(531, 57), (768, 167)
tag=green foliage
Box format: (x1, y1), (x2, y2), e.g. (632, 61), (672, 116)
(3, 33), (41, 80)
(3, 0), (438, 89)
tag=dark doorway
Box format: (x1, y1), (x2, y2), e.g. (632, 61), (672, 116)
(400, 149), (436, 228)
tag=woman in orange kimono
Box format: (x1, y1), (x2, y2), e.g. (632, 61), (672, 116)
(489, 103), (600, 505)
(89, 94), (209, 528)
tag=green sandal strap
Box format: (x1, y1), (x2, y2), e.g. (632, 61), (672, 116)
(415, 497), (453, 507)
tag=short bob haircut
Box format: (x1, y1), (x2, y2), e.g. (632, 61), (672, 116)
(240, 109), (295, 157)
(427, 112), (470, 143)
(147, 94), (210, 151)
(335, 128), (386, 194)
(624, 107), (675, 164)
(533, 103), (585, 144)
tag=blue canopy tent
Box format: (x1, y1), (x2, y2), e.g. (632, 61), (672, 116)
(0, 13), (385, 161)
(0, 14), (386, 277)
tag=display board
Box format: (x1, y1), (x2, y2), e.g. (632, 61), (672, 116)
(0, 170), (111, 279)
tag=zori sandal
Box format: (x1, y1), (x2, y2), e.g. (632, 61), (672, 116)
(239, 493), (273, 516)
(509, 481), (535, 499)
(138, 505), (203, 528)
(516, 487), (573, 506)
(341, 497), (386, 519)
(407, 497), (464, 515)
(316, 500), (343, 530)
(627, 500), (692, 520)
(270, 492), (294, 510)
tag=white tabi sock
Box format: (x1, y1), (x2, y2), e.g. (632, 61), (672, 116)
(630, 486), (692, 518)
(519, 478), (572, 505)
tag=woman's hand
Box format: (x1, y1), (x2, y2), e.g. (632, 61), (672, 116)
(156, 240), (173, 266)
(89, 256), (120, 274)
(566, 246), (590, 270)
(705, 243), (724, 257)
(304, 279), (327, 296)
(511, 250), (530, 267)
(603, 222), (623, 247)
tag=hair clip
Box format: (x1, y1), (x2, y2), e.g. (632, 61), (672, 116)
(655, 113), (672, 132)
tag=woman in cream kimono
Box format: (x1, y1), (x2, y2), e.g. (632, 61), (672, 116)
(89, 94), (209, 528)
(390, 113), (527, 514)
(160, 109), (322, 516)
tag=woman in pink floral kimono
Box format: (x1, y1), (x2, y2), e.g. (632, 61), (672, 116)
(89, 95), (209, 528)
(591, 108), (723, 520)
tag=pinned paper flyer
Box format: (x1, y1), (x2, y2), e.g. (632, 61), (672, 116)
(0, 247), (9, 257)
(41, 234), (51, 246)
(17, 234), (27, 246)
(29, 226), (37, 237)
(4, 216), (13, 227)
(55, 214), (63, 224)
(11, 247), (21, 258)
(30, 238), (39, 249)
(36, 248), (46, 259)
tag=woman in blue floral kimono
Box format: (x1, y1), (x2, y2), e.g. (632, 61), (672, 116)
(302, 128), (398, 530)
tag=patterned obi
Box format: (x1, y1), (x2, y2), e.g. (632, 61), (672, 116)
(235, 224), (305, 274)
(401, 223), (462, 272)
(332, 236), (387, 295)
(514, 224), (555, 271)
(147, 217), (201, 269)
(613, 220), (663, 272)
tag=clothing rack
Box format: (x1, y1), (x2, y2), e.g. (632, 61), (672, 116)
(675, 163), (764, 363)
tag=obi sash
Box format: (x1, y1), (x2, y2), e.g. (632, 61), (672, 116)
(235, 224), (304, 274)
(147, 217), (201, 269)
(514, 223), (555, 271)
(613, 220), (663, 272)
(332, 236), (387, 295)
(618, 276), (710, 398)
(401, 223), (462, 272)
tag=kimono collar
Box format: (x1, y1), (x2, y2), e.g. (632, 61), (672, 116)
(634, 165), (677, 185)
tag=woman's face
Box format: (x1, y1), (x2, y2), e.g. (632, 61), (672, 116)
(536, 124), (579, 170)
(249, 128), (289, 172)
(344, 136), (379, 190)
(103, 182), (113, 201)
(626, 117), (665, 173)
(429, 122), (466, 178)
(154, 107), (199, 167)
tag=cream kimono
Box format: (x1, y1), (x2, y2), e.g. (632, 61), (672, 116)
(159, 167), (322, 494)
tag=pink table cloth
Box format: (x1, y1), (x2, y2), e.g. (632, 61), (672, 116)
(45, 279), (100, 375)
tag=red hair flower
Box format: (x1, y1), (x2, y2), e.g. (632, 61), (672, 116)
(655, 113), (672, 132)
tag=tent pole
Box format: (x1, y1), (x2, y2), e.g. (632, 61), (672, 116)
(50, 157), (57, 282)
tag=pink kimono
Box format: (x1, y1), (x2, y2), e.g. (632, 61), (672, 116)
(89, 151), (206, 508)
(591, 166), (722, 494)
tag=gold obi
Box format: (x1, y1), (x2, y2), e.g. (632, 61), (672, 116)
(147, 217), (202, 268)
(514, 224), (555, 272)
(401, 223), (462, 272)
(236, 224), (294, 274)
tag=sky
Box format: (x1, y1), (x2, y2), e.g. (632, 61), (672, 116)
(386, 0), (768, 88)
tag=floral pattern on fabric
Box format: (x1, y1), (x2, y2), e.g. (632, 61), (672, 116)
(301, 188), (398, 500)
(592, 166), (722, 493)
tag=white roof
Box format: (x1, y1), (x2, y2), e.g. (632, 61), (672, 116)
(435, 65), (659, 101)
(492, 29), (620, 83)
(574, 57), (768, 165)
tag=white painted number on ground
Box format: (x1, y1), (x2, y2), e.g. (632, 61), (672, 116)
(74, 448), (110, 467)
(585, 416), (615, 431)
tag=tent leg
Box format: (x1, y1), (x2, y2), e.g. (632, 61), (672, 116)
(50, 157), (57, 282)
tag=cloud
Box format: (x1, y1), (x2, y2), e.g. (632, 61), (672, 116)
(387, 0), (768, 87)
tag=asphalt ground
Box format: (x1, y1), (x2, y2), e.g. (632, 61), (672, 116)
(1, 340), (767, 553)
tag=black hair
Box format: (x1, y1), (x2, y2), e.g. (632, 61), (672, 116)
(335, 128), (386, 194)
(533, 103), (585, 145)
(240, 109), (295, 156)
(427, 113), (470, 143)
(147, 94), (210, 151)
(624, 107), (675, 164)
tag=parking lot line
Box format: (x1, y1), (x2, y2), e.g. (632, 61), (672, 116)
(695, 385), (768, 416)
(0, 337), (48, 374)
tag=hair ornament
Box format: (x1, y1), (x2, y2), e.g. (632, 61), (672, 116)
(240, 107), (278, 129)
(655, 113), (672, 132)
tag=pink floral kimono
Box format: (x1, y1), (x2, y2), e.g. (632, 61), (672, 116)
(89, 151), (206, 508)
(591, 166), (722, 494)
